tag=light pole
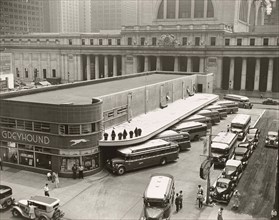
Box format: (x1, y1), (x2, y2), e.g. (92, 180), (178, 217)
(67, 72), (70, 83)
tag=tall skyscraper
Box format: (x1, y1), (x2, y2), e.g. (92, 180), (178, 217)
(79, 0), (92, 32)
(0, 0), (47, 35)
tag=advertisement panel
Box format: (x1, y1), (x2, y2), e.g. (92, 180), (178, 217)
(0, 53), (12, 74)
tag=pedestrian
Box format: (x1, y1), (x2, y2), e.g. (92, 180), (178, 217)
(53, 172), (59, 188)
(129, 130), (134, 138)
(179, 190), (183, 210)
(232, 190), (240, 209)
(43, 183), (50, 197)
(72, 164), (78, 179)
(271, 208), (277, 219)
(0, 156), (3, 170)
(138, 128), (142, 136)
(123, 129), (127, 139)
(111, 129), (116, 141)
(134, 127), (138, 137)
(28, 202), (36, 219)
(47, 172), (52, 181)
(227, 124), (230, 132)
(78, 164), (84, 179)
(217, 207), (223, 220)
(197, 185), (204, 208)
(175, 193), (180, 212)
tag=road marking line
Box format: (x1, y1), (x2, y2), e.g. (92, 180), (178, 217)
(253, 109), (266, 127)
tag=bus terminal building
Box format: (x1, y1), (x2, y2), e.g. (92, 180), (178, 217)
(0, 71), (216, 177)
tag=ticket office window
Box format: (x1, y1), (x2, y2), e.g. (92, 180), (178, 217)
(19, 150), (34, 166)
(82, 154), (100, 170)
(60, 157), (80, 172)
(35, 153), (51, 170)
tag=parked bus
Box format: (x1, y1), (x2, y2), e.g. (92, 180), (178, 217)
(153, 130), (191, 151)
(230, 114), (251, 140)
(171, 121), (207, 141)
(223, 94), (253, 109)
(106, 139), (179, 175)
(142, 174), (175, 220)
(211, 132), (238, 168)
(215, 100), (238, 114)
(182, 114), (211, 128)
(196, 109), (220, 124)
(205, 105), (228, 119)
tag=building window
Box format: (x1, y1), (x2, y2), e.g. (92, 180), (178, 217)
(210, 37), (216, 46)
(108, 39), (112, 45)
(90, 39), (94, 45)
(69, 39), (72, 45)
(99, 39), (103, 45)
(34, 122), (50, 133)
(195, 37), (200, 46)
(0, 118), (16, 128)
(25, 68), (28, 78)
(81, 39), (85, 45)
(117, 39), (121, 45)
(152, 37), (157, 46)
(225, 39), (230, 46)
(250, 38), (255, 46)
(52, 69), (56, 78)
(43, 69), (46, 78)
(141, 37), (145, 46)
(237, 39), (242, 46)
(128, 37), (132, 45)
(263, 38), (269, 46)
(182, 37), (187, 45)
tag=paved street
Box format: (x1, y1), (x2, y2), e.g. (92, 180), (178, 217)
(1, 106), (273, 220)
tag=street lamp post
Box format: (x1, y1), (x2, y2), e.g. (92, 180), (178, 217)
(67, 72), (70, 83)
(206, 123), (212, 205)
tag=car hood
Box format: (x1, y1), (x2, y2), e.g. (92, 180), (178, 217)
(144, 207), (164, 219)
(231, 128), (242, 133)
(216, 187), (227, 194)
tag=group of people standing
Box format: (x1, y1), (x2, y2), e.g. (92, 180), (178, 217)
(46, 171), (60, 188)
(72, 164), (84, 179)
(103, 127), (143, 141)
(174, 190), (183, 212)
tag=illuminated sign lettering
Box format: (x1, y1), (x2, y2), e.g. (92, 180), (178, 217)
(1, 131), (50, 145)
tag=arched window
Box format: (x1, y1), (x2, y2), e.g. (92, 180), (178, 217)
(207, 0), (214, 17)
(167, 0), (176, 18)
(249, 1), (256, 25)
(157, 0), (164, 19)
(239, 0), (248, 22)
(257, 7), (263, 25)
(194, 0), (204, 18)
(179, 0), (191, 18)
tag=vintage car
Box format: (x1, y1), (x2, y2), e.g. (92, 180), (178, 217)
(0, 185), (14, 209)
(247, 127), (260, 144)
(234, 147), (251, 167)
(238, 142), (255, 154)
(265, 131), (278, 148)
(11, 195), (64, 220)
(220, 159), (243, 184)
(210, 178), (236, 204)
(262, 98), (278, 105)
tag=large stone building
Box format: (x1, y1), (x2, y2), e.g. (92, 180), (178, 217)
(0, 0), (278, 93)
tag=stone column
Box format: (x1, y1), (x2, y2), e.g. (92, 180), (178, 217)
(187, 57), (192, 72)
(163, 0), (167, 19)
(95, 55), (99, 79)
(175, 0), (179, 19)
(133, 56), (138, 73)
(229, 57), (235, 89)
(21, 53), (24, 79)
(29, 53), (32, 79)
(61, 54), (64, 80)
(104, 55), (108, 78)
(121, 55), (126, 75)
(191, 0), (195, 18)
(216, 57), (222, 89)
(144, 56), (149, 72)
(47, 53), (51, 77)
(56, 54), (60, 78)
(204, 0), (208, 18)
(86, 55), (91, 80)
(38, 54), (42, 79)
(240, 58), (247, 90)
(113, 56), (117, 77)
(174, 56), (179, 71)
(266, 58), (273, 92)
(254, 58), (260, 91)
(77, 54), (82, 81)
(156, 56), (161, 71)
(65, 55), (69, 82)
(199, 57), (205, 73)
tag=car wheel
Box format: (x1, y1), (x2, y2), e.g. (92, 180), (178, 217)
(160, 158), (167, 165)
(12, 209), (21, 217)
(2, 202), (7, 209)
(117, 166), (125, 175)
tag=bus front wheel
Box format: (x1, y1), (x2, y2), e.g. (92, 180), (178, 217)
(117, 167), (125, 175)
(160, 158), (167, 165)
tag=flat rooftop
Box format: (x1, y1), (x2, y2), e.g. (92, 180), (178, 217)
(6, 73), (186, 105)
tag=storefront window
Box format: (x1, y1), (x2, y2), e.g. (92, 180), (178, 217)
(35, 153), (51, 169)
(60, 157), (80, 172)
(0, 142), (18, 164)
(19, 150), (34, 166)
(82, 154), (99, 171)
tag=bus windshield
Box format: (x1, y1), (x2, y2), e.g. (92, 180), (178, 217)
(144, 200), (166, 208)
(211, 148), (228, 154)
